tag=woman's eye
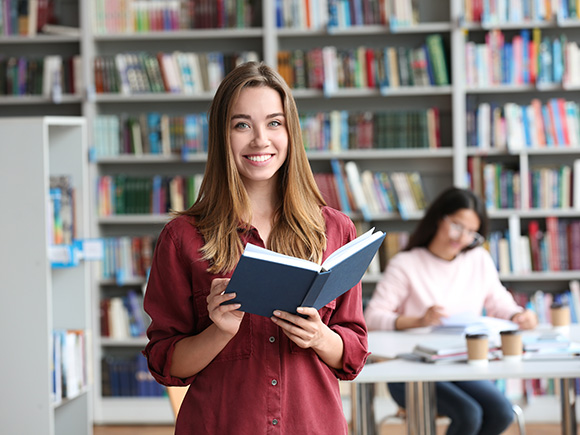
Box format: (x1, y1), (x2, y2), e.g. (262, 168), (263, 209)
(234, 122), (249, 130)
(269, 120), (282, 127)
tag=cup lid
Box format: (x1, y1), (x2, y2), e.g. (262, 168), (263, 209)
(465, 333), (488, 339)
(551, 302), (568, 309)
(500, 329), (520, 335)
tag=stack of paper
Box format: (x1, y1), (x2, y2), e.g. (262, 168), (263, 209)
(403, 337), (500, 364)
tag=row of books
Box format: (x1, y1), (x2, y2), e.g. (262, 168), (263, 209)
(97, 174), (203, 216)
(94, 50), (258, 94)
(0, 55), (82, 98)
(488, 217), (580, 273)
(92, 0), (261, 34)
(468, 157), (580, 210)
(463, 0), (569, 24)
(101, 353), (166, 397)
(100, 291), (148, 339)
(93, 112), (208, 158)
(300, 108), (441, 151)
(464, 29), (567, 87)
(49, 175), (75, 246)
(93, 108), (440, 159)
(277, 34), (449, 93)
(100, 236), (155, 283)
(466, 98), (580, 150)
(315, 160), (428, 221)
(0, 0), (54, 36)
(52, 329), (87, 404)
(276, 0), (419, 29)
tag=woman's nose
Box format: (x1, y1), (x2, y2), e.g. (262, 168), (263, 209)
(252, 127), (271, 146)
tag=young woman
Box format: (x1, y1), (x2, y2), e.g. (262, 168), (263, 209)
(364, 187), (537, 435)
(143, 62), (369, 434)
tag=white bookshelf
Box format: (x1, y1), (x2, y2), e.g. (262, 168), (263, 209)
(0, 117), (92, 434)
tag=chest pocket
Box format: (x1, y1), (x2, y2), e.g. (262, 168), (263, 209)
(289, 300), (337, 355)
(193, 289), (253, 362)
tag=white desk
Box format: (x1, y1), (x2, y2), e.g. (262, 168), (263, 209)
(350, 325), (580, 435)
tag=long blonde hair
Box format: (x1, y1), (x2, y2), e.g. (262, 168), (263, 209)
(179, 62), (327, 274)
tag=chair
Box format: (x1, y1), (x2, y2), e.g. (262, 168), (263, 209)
(167, 386), (189, 419)
(382, 404), (526, 435)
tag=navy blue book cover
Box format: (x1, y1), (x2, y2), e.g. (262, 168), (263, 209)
(224, 232), (385, 317)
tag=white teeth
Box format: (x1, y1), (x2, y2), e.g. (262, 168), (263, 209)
(247, 155), (271, 162)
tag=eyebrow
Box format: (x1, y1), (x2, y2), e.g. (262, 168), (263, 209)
(231, 112), (285, 121)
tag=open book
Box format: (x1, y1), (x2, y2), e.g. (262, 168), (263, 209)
(224, 228), (385, 317)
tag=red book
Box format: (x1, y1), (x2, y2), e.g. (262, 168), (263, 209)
(100, 299), (111, 337)
(557, 98), (570, 145)
(528, 220), (542, 271)
(365, 48), (376, 88)
(545, 216), (560, 271)
(569, 222), (580, 270)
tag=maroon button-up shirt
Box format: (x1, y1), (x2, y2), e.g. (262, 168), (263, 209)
(143, 207), (369, 434)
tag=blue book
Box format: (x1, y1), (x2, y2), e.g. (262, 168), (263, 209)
(521, 30), (530, 84)
(541, 105), (554, 145)
(275, 0), (283, 27)
(549, 99), (565, 145)
(553, 37), (563, 83)
(330, 159), (351, 212)
(224, 228), (385, 317)
(521, 104), (531, 147)
(422, 45), (435, 86)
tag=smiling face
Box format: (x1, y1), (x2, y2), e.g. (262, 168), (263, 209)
(428, 208), (482, 260)
(229, 86), (289, 190)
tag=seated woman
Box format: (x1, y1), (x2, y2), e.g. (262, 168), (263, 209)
(364, 187), (537, 435)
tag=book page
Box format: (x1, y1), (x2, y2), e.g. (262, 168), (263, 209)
(321, 228), (384, 271)
(242, 243), (321, 272)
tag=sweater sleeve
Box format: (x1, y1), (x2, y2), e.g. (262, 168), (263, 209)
(364, 254), (410, 331)
(479, 249), (524, 320)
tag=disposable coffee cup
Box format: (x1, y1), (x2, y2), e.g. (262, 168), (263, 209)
(466, 333), (489, 366)
(551, 302), (570, 333)
(500, 329), (522, 362)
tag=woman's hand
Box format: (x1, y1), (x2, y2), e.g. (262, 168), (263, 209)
(207, 278), (244, 338)
(511, 309), (538, 330)
(419, 305), (448, 327)
(271, 307), (344, 369)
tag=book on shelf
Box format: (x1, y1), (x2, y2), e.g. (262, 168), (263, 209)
(224, 228), (385, 317)
(40, 24), (80, 37)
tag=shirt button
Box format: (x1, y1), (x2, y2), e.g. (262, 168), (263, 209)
(272, 419), (278, 425)
(269, 336), (275, 343)
(271, 379), (278, 386)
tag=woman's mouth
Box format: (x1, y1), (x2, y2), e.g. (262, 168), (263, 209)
(246, 154), (273, 162)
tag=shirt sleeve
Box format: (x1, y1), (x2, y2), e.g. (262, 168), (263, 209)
(142, 222), (197, 387)
(479, 248), (524, 320)
(324, 216), (370, 380)
(364, 254), (410, 331)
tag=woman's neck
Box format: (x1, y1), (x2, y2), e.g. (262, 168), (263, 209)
(426, 242), (455, 261)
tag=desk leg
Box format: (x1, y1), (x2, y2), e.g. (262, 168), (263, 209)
(405, 381), (437, 435)
(351, 383), (376, 435)
(560, 378), (577, 435)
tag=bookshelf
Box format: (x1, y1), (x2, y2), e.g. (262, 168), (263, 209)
(0, 117), (92, 434)
(2, 0), (579, 426)
(0, 0), (83, 117)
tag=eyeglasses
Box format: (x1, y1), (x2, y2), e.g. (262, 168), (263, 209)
(444, 216), (485, 247)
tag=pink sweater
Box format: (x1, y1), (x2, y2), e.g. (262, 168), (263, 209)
(364, 247), (524, 331)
